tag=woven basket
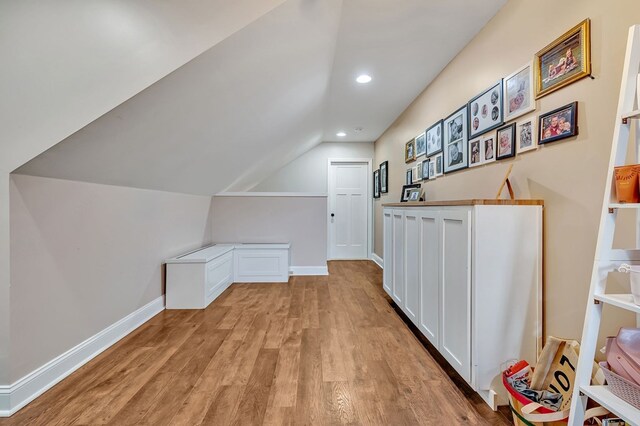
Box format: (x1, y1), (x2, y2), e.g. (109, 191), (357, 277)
(599, 361), (640, 409)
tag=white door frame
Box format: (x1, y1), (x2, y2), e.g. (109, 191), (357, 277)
(326, 158), (373, 260)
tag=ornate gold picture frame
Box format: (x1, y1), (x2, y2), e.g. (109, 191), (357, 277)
(534, 19), (591, 99)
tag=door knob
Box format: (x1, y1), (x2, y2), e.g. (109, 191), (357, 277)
(331, 213), (335, 217)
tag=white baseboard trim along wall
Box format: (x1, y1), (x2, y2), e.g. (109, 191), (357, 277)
(0, 296), (165, 417)
(289, 266), (329, 276)
(371, 253), (383, 269)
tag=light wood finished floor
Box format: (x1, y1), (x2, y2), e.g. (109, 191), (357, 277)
(1, 261), (511, 425)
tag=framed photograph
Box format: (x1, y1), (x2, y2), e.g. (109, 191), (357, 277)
(481, 135), (496, 164)
(401, 184), (421, 202)
(406, 168), (412, 185)
(496, 123), (516, 160)
(405, 139), (416, 163)
(535, 19), (591, 99)
(412, 165), (420, 183)
(415, 132), (427, 158)
(517, 119), (537, 154)
(373, 169), (380, 199)
(426, 120), (444, 156)
(421, 159), (430, 181)
(407, 188), (422, 202)
(443, 106), (468, 173)
(469, 138), (482, 167)
(468, 81), (503, 139)
(429, 153), (444, 178)
(504, 62), (535, 121)
(379, 161), (388, 193)
(538, 101), (578, 144)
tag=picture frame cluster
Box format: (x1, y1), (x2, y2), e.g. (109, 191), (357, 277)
(375, 19), (590, 202)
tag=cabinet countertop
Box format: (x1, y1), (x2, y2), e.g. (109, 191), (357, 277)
(382, 199), (544, 207)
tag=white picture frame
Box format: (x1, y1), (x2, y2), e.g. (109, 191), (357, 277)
(411, 165), (419, 183)
(517, 118), (537, 154)
(481, 134), (496, 164)
(469, 138), (482, 167)
(504, 62), (536, 121)
(430, 153), (444, 177)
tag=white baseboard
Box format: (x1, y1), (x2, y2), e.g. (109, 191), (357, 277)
(289, 266), (329, 276)
(371, 253), (384, 269)
(0, 296), (165, 417)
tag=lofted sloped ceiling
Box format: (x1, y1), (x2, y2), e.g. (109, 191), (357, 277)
(16, 0), (506, 195)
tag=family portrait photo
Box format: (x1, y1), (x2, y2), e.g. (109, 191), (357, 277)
(405, 139), (416, 163)
(482, 136), (496, 163)
(517, 120), (536, 153)
(504, 62), (535, 121)
(539, 102), (578, 144)
(535, 19), (591, 98)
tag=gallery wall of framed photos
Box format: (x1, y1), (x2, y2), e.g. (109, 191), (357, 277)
(372, 0), (640, 345)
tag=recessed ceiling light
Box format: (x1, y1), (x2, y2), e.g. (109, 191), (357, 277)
(336, 132), (347, 137)
(356, 74), (372, 84)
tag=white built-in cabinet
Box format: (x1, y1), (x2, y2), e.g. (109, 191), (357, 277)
(382, 201), (543, 409)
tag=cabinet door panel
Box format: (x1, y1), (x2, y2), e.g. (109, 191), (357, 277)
(419, 211), (439, 346)
(403, 212), (420, 324)
(392, 210), (404, 305)
(382, 210), (393, 296)
(440, 210), (471, 382)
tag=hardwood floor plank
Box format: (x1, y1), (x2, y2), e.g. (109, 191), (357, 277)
(0, 260), (512, 426)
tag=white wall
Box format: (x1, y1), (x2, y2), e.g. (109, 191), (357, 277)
(9, 175), (213, 382)
(211, 196), (327, 268)
(251, 142), (374, 192)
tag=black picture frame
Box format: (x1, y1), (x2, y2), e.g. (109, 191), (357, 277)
(443, 106), (468, 174)
(467, 80), (504, 139)
(373, 169), (380, 199)
(426, 120), (444, 157)
(538, 101), (578, 144)
(379, 161), (389, 193)
(421, 159), (430, 181)
(496, 123), (516, 160)
(401, 184), (421, 202)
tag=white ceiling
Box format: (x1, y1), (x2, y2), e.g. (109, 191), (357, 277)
(16, 0), (506, 194)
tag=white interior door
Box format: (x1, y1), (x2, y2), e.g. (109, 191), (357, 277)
(328, 161), (369, 259)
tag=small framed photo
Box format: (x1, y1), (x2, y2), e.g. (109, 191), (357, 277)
(443, 106), (468, 173)
(407, 188), (422, 202)
(481, 135), (496, 164)
(517, 119), (537, 154)
(426, 120), (444, 156)
(504, 62), (535, 121)
(468, 80), (503, 139)
(415, 132), (427, 158)
(429, 153), (444, 178)
(538, 101), (578, 144)
(535, 19), (591, 99)
(405, 139), (416, 163)
(401, 184), (421, 202)
(496, 123), (516, 160)
(406, 168), (412, 185)
(373, 169), (380, 199)
(469, 138), (482, 167)
(421, 159), (430, 181)
(412, 165), (420, 183)
(379, 161), (388, 193)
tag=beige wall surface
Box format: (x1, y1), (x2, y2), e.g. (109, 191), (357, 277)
(211, 196), (327, 267)
(251, 142), (374, 193)
(373, 0), (640, 341)
(9, 175), (213, 382)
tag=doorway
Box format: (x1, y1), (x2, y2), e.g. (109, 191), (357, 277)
(327, 159), (372, 260)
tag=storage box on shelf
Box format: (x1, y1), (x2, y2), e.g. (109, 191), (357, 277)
(382, 199), (543, 410)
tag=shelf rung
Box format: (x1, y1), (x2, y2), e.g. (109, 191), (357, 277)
(579, 385), (640, 426)
(593, 294), (640, 314)
(607, 249), (640, 262)
(622, 109), (640, 122)
(609, 202), (640, 210)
